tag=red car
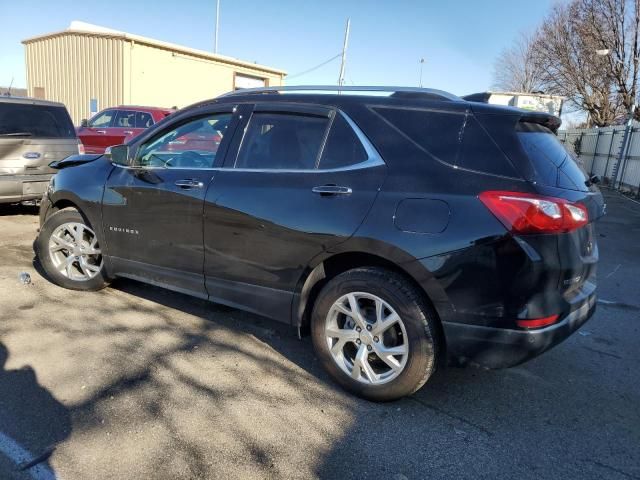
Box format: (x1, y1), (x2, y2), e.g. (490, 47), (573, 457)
(77, 106), (174, 153)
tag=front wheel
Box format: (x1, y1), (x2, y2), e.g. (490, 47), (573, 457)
(311, 267), (439, 401)
(35, 208), (110, 291)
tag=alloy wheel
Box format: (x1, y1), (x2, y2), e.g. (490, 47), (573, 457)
(48, 222), (103, 281)
(325, 292), (409, 385)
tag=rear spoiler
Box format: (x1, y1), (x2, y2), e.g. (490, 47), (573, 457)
(518, 111), (562, 133)
(464, 94), (562, 133)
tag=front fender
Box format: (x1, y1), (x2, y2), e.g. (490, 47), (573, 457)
(44, 156), (114, 243)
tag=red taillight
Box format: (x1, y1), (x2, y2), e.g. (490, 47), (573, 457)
(479, 191), (588, 234)
(78, 141), (85, 155)
(517, 315), (559, 329)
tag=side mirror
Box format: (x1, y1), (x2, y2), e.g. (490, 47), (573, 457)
(105, 144), (130, 166)
(81, 119), (89, 128)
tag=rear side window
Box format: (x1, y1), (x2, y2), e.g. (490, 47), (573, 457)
(0, 103), (75, 138)
(235, 113), (329, 170)
(318, 114), (368, 169)
(374, 106), (517, 176)
(114, 110), (136, 128)
(517, 123), (589, 191)
(136, 111), (154, 128)
(374, 107), (463, 166)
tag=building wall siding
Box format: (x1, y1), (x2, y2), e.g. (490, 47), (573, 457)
(123, 41), (284, 110)
(25, 32), (285, 125)
(25, 34), (125, 124)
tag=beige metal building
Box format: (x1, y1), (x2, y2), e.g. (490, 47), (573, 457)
(22, 21), (287, 124)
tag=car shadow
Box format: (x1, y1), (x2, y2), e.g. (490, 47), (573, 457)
(0, 341), (70, 479)
(110, 277), (638, 480)
(0, 203), (39, 217)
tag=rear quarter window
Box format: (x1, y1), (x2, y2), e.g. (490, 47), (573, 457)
(517, 123), (589, 191)
(373, 106), (463, 166)
(0, 103), (75, 138)
(373, 106), (518, 176)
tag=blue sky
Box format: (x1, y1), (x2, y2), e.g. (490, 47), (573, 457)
(0, 0), (558, 95)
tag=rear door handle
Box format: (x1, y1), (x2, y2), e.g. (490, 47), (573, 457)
(124, 130), (133, 135)
(312, 185), (352, 196)
(96, 130), (107, 134)
(175, 179), (204, 189)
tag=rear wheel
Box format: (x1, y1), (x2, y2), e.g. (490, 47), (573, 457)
(36, 208), (110, 291)
(311, 267), (439, 401)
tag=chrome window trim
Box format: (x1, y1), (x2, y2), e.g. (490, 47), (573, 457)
(114, 111), (385, 173)
(226, 110), (384, 173)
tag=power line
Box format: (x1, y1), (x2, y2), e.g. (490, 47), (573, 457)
(287, 53), (342, 80)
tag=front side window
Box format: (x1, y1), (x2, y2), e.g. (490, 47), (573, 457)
(136, 111), (154, 128)
(136, 113), (232, 169)
(89, 110), (115, 128)
(235, 113), (329, 170)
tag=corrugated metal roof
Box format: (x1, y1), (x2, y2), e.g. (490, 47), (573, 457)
(22, 21), (287, 76)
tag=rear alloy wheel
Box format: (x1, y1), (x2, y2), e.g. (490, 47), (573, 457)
(311, 267), (439, 401)
(325, 292), (409, 385)
(36, 209), (110, 291)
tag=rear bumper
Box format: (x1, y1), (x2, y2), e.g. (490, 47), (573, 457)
(443, 292), (596, 368)
(0, 174), (53, 203)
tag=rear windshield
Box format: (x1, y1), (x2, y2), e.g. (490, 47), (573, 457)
(517, 122), (589, 192)
(0, 103), (75, 139)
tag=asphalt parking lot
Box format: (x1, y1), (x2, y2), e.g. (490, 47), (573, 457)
(0, 190), (638, 480)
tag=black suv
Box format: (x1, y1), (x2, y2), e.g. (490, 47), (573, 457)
(36, 86), (604, 401)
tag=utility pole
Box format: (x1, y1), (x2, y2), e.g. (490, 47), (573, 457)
(214, 0), (220, 54)
(418, 58), (425, 88)
(338, 18), (351, 88)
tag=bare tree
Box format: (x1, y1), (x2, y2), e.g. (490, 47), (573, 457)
(533, 1), (623, 126)
(579, 0), (640, 119)
(493, 32), (546, 92)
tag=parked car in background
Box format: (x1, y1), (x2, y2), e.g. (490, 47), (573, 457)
(77, 106), (174, 153)
(36, 86), (604, 401)
(0, 96), (79, 204)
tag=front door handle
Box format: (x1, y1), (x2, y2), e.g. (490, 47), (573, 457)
(96, 130), (107, 134)
(175, 179), (204, 189)
(124, 130), (134, 135)
(312, 185), (352, 196)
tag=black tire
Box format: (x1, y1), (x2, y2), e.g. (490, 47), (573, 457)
(311, 267), (439, 402)
(35, 208), (110, 291)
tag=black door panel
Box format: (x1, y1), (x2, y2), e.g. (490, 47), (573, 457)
(203, 104), (387, 322)
(103, 167), (214, 296)
(101, 109), (237, 296)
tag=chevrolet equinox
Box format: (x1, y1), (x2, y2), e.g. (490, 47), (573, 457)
(35, 86), (604, 401)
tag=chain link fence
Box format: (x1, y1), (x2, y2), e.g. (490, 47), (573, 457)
(558, 125), (640, 196)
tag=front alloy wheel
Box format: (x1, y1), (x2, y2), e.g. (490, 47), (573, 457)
(36, 208), (110, 291)
(48, 222), (103, 281)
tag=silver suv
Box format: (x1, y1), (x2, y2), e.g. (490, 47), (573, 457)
(0, 96), (79, 204)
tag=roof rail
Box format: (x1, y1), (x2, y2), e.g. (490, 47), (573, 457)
(219, 85), (461, 102)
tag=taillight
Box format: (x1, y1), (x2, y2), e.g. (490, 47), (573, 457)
(517, 314), (559, 329)
(479, 191), (588, 234)
(78, 141), (85, 155)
